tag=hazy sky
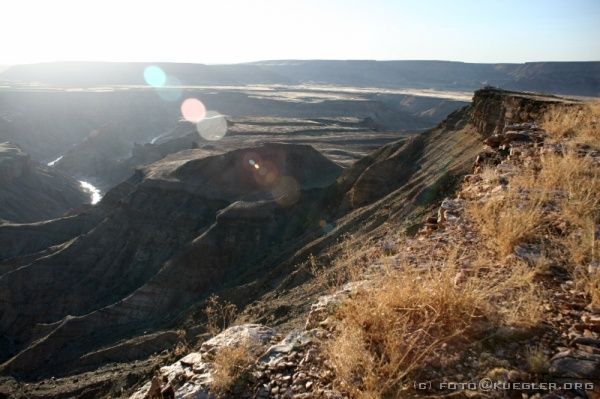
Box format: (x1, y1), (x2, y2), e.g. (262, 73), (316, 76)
(1, 0), (599, 65)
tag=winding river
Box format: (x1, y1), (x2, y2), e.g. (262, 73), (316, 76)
(79, 181), (102, 205)
(47, 157), (102, 205)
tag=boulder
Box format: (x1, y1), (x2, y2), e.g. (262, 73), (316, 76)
(200, 324), (276, 358)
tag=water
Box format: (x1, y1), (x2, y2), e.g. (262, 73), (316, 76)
(47, 156), (101, 204)
(47, 155), (63, 166)
(79, 181), (102, 205)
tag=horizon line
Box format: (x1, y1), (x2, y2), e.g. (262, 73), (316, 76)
(3, 58), (600, 68)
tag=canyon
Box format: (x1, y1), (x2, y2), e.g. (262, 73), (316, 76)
(0, 61), (598, 398)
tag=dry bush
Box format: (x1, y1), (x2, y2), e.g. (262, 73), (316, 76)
(204, 294), (238, 335)
(467, 192), (543, 257)
(493, 262), (544, 327)
(479, 164), (499, 183)
(211, 341), (255, 394)
(325, 257), (545, 399)
(541, 101), (600, 145)
(469, 144), (599, 274)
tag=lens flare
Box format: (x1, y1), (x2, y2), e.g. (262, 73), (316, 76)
(242, 153), (263, 172)
(181, 98), (206, 123)
(157, 75), (182, 102)
(143, 65), (166, 87)
(196, 111), (227, 141)
(254, 160), (279, 186)
(271, 176), (300, 207)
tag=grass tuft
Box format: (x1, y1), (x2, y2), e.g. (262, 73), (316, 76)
(211, 341), (255, 394)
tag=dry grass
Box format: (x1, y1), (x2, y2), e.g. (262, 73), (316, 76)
(538, 153), (600, 265)
(473, 102), (600, 305)
(211, 341), (255, 394)
(541, 101), (600, 145)
(479, 164), (499, 183)
(308, 232), (392, 294)
(467, 192), (543, 257)
(585, 270), (600, 309)
(325, 258), (541, 398)
(540, 151), (599, 304)
(494, 262), (545, 327)
(204, 294), (238, 335)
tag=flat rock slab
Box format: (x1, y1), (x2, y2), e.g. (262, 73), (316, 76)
(200, 324), (276, 356)
(549, 350), (600, 380)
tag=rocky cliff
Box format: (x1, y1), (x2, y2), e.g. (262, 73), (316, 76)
(0, 142), (89, 223)
(470, 88), (581, 136)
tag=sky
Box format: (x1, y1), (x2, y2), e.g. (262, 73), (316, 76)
(1, 0), (599, 65)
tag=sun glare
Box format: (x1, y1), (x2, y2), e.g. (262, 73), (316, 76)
(180, 98), (206, 123)
(143, 66), (166, 87)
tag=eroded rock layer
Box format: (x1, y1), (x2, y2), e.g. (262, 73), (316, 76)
(0, 142), (88, 223)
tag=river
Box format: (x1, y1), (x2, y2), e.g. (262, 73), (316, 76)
(47, 156), (102, 205)
(79, 181), (102, 205)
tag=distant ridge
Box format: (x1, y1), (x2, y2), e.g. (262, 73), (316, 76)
(1, 60), (599, 96)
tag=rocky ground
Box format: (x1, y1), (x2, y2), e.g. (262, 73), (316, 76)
(127, 106), (600, 398)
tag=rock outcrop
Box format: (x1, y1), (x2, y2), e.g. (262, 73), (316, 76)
(470, 87), (580, 137)
(130, 324), (277, 399)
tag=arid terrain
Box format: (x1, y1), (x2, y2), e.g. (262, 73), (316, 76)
(0, 79), (470, 192)
(0, 61), (599, 399)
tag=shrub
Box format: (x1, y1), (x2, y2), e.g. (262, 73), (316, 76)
(204, 294), (238, 335)
(467, 192), (543, 257)
(211, 341), (255, 394)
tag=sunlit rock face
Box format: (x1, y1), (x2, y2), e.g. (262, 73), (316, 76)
(0, 142), (88, 223)
(469, 87), (580, 137)
(0, 143), (342, 378)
